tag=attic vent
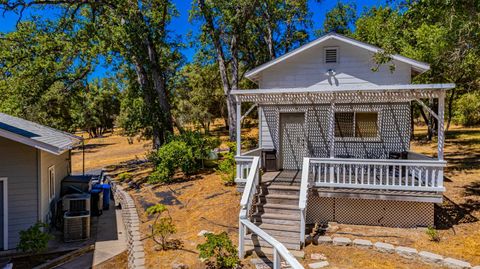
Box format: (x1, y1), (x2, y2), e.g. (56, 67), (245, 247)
(325, 48), (338, 63)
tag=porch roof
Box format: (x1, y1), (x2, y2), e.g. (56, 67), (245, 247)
(231, 83), (455, 104)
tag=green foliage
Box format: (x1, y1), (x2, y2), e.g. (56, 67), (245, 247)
(320, 1), (357, 36)
(148, 132), (219, 184)
(454, 92), (480, 127)
(197, 232), (239, 269)
(17, 222), (53, 253)
(117, 172), (133, 182)
(426, 227), (440, 242)
(217, 151), (236, 185)
(152, 217), (177, 251)
(146, 204), (168, 216)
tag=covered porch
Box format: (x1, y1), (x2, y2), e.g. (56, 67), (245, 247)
(232, 83), (454, 196)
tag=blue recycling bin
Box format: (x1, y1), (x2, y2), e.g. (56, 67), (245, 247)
(92, 183), (111, 210)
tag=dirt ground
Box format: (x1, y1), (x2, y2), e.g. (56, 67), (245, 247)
(73, 123), (480, 268)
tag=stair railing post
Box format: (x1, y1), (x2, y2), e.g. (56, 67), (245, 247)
(238, 218), (245, 259)
(273, 249), (281, 269)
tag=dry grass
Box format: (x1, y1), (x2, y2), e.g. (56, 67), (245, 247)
(71, 131), (152, 173)
(129, 171), (248, 269)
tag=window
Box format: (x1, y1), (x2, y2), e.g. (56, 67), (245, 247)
(48, 166), (55, 201)
(335, 112), (378, 138)
(325, 47), (338, 63)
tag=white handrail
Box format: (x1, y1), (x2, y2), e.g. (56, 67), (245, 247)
(240, 218), (304, 269)
(239, 156), (260, 208)
(310, 157), (446, 167)
(298, 157), (310, 246)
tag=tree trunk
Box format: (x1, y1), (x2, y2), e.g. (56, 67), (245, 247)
(446, 88), (455, 131)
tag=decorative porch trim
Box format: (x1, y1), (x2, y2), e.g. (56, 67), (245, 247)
(414, 98), (439, 120)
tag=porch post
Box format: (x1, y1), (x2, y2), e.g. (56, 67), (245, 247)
(328, 101), (336, 158)
(437, 90), (445, 160)
(236, 98), (242, 156)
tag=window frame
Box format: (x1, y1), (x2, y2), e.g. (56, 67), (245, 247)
(48, 165), (55, 202)
(334, 110), (381, 142)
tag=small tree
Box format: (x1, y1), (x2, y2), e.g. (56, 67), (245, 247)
(17, 222), (53, 253)
(146, 204), (178, 250)
(197, 232), (240, 269)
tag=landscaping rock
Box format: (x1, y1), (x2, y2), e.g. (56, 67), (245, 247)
(419, 251), (443, 264)
(332, 237), (351, 246)
(311, 253), (327, 260)
(395, 246), (418, 259)
(374, 242), (395, 253)
(443, 258), (472, 269)
(352, 239), (373, 248)
(309, 261), (330, 268)
(471, 266), (480, 269)
(316, 236), (332, 244)
(197, 230), (212, 237)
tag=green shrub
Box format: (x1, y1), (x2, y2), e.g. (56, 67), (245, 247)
(454, 92), (480, 126)
(426, 227), (440, 242)
(152, 217), (177, 250)
(216, 142), (237, 185)
(117, 172), (133, 182)
(149, 132), (220, 184)
(197, 232), (239, 268)
(17, 222), (53, 253)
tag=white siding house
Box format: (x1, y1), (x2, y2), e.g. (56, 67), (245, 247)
(0, 113), (80, 249)
(234, 33), (454, 263)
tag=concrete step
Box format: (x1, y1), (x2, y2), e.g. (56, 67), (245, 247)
(256, 223), (300, 233)
(258, 194), (299, 205)
(244, 234), (301, 250)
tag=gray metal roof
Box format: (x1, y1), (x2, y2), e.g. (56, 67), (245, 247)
(0, 112), (82, 155)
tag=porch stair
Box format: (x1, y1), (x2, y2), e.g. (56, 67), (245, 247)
(244, 179), (304, 258)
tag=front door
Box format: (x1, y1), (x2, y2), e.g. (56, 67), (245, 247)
(280, 113), (307, 170)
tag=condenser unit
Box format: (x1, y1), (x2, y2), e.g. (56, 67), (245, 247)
(62, 193), (91, 212)
(64, 211), (90, 242)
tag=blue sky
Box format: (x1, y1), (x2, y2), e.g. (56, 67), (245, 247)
(0, 0), (386, 78)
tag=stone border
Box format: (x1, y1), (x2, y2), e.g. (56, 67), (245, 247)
(313, 236), (479, 269)
(110, 180), (145, 269)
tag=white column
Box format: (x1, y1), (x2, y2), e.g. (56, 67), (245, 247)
(236, 99), (242, 156)
(238, 219), (245, 259)
(328, 101), (336, 158)
(437, 90), (445, 160)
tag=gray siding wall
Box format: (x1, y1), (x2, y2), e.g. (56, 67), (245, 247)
(40, 151), (69, 224)
(258, 39), (411, 89)
(0, 137), (38, 249)
(260, 103), (411, 162)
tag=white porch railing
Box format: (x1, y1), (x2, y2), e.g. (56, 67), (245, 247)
(238, 156), (304, 269)
(235, 148), (263, 182)
(307, 157), (446, 192)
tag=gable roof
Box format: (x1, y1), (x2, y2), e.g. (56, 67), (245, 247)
(0, 113), (82, 155)
(245, 32), (430, 82)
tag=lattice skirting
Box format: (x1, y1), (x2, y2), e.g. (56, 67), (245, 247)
(306, 192), (434, 228)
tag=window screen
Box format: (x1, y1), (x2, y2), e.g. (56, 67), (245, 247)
(335, 112), (354, 137)
(334, 112), (378, 138)
(355, 112), (378, 138)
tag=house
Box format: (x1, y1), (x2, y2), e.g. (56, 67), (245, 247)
(0, 113), (81, 250)
(233, 33), (454, 261)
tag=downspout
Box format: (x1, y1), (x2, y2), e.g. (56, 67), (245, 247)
(36, 149), (41, 223)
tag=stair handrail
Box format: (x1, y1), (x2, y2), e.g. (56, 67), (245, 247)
(238, 156), (304, 269)
(240, 218), (304, 269)
(299, 157), (311, 246)
(239, 156), (260, 213)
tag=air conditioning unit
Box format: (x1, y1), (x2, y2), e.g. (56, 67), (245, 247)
(64, 211), (90, 242)
(62, 193), (91, 212)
